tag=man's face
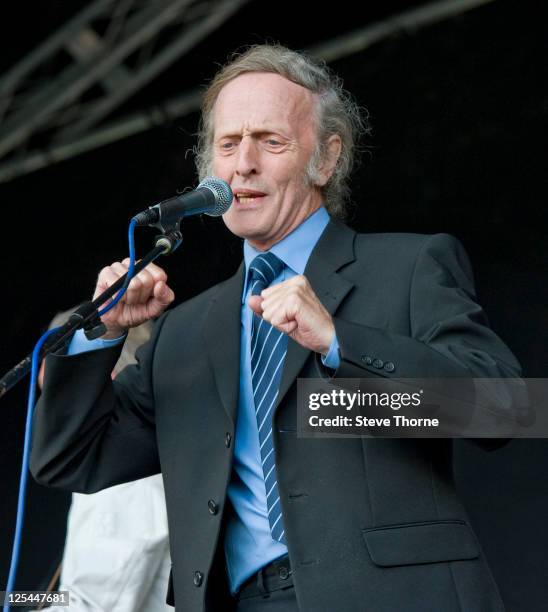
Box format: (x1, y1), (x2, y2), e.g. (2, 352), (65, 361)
(212, 72), (323, 251)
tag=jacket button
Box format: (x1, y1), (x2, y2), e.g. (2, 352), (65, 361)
(208, 500), (218, 515)
(384, 361), (395, 372)
(372, 358), (384, 369)
(194, 571), (203, 587)
(225, 433), (232, 448)
(361, 355), (373, 365)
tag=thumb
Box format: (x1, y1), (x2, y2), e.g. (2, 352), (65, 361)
(153, 280), (175, 306)
(248, 295), (264, 316)
(145, 281), (174, 319)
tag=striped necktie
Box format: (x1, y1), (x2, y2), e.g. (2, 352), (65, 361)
(249, 252), (288, 544)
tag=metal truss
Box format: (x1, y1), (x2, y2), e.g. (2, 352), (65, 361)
(0, 0), (493, 184)
(0, 0), (249, 182)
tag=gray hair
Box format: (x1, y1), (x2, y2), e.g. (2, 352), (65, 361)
(195, 44), (369, 219)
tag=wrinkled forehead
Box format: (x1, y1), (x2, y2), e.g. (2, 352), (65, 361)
(212, 72), (318, 138)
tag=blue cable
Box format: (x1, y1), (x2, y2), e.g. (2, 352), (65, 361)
(3, 218), (138, 610)
(3, 326), (60, 612)
(99, 217), (137, 316)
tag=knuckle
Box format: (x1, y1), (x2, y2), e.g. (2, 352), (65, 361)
(289, 294), (300, 308)
(137, 273), (151, 286)
(290, 286), (301, 297)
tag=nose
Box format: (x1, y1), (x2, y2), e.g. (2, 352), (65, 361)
(235, 136), (259, 177)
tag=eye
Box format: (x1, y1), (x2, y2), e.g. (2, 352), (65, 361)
(262, 137), (285, 149)
(217, 140), (238, 154)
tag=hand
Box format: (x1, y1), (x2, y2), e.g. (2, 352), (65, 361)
(248, 275), (335, 355)
(93, 258), (175, 339)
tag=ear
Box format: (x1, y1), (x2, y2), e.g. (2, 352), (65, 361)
(315, 135), (342, 187)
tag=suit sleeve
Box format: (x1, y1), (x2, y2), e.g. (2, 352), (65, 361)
(321, 233), (524, 448)
(30, 313), (168, 493)
(331, 233), (521, 380)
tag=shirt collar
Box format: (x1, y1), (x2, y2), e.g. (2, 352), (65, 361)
(242, 206), (330, 302)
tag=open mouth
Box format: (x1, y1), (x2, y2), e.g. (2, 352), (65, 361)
(233, 190), (266, 204)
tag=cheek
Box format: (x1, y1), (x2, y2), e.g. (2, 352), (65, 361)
(212, 155), (231, 179)
(279, 173), (306, 200)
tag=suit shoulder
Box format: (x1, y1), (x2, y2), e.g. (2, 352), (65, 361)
(350, 231), (473, 292)
(353, 231), (464, 260)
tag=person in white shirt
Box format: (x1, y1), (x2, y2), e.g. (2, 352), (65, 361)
(36, 315), (171, 612)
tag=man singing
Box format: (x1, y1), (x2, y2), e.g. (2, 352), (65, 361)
(31, 45), (520, 611)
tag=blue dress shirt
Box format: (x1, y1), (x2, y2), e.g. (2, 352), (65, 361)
(68, 206), (340, 593)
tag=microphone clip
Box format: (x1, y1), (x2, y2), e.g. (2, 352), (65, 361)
(133, 203), (180, 235)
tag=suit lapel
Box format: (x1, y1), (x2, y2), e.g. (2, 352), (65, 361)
(275, 219), (356, 409)
(202, 220), (356, 422)
(202, 264), (244, 424)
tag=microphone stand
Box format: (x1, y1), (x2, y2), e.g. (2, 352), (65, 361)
(0, 229), (182, 400)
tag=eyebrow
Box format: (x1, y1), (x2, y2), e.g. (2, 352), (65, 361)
(215, 128), (290, 141)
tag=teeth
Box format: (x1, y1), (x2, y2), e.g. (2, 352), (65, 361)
(238, 196), (256, 202)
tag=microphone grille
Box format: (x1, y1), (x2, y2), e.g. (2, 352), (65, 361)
(198, 177), (233, 216)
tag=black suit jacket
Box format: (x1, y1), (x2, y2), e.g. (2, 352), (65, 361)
(31, 219), (521, 611)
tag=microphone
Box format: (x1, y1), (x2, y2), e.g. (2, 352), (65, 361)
(133, 177), (233, 227)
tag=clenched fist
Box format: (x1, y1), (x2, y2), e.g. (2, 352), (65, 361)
(94, 258), (175, 339)
(248, 275), (335, 355)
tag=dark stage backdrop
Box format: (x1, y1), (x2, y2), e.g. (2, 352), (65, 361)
(1, 2), (546, 610)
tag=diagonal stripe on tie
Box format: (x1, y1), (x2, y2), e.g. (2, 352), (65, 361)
(249, 252), (288, 544)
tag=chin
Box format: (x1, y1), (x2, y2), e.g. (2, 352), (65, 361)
(223, 212), (271, 242)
